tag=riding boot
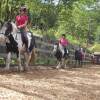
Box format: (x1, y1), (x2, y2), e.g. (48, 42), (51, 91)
(25, 39), (29, 53)
(20, 30), (29, 53)
(63, 47), (67, 58)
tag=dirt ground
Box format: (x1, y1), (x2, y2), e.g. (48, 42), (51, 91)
(0, 65), (100, 100)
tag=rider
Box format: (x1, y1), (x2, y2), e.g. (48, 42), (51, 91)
(59, 34), (69, 57)
(15, 5), (29, 52)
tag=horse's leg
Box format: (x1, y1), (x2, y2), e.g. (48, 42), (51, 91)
(27, 53), (32, 69)
(78, 60), (81, 67)
(80, 59), (83, 67)
(56, 61), (61, 69)
(60, 57), (69, 69)
(18, 51), (23, 71)
(5, 52), (11, 70)
(75, 59), (77, 67)
(61, 58), (65, 68)
(24, 52), (31, 71)
(75, 59), (78, 67)
(64, 58), (69, 68)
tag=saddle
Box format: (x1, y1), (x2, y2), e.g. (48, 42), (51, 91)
(63, 47), (69, 58)
(15, 31), (32, 50)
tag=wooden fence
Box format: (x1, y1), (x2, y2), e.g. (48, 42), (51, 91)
(35, 38), (92, 66)
(0, 36), (92, 66)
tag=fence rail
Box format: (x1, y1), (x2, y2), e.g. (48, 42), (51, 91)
(0, 38), (92, 66)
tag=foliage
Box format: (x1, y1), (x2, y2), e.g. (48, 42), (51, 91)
(0, 0), (100, 46)
(89, 43), (100, 52)
(95, 26), (100, 43)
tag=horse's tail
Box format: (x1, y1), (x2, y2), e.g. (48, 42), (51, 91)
(29, 48), (36, 65)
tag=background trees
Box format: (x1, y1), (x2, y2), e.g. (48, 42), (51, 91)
(0, 0), (100, 47)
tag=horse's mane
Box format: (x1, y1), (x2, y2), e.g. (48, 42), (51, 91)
(5, 22), (13, 35)
(5, 21), (17, 34)
(11, 22), (18, 34)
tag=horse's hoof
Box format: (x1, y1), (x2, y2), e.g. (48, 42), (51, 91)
(56, 66), (60, 69)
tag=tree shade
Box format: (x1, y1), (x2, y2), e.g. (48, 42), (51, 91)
(89, 43), (100, 52)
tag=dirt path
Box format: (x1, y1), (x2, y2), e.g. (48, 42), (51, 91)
(0, 65), (100, 100)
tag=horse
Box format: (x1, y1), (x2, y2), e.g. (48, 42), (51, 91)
(53, 43), (70, 69)
(74, 48), (83, 67)
(0, 21), (36, 71)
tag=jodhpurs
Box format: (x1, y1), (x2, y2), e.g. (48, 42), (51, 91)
(20, 29), (28, 49)
(59, 44), (69, 57)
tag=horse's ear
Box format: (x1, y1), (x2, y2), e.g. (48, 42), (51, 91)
(8, 19), (12, 23)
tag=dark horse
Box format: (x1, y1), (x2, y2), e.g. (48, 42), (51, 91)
(74, 48), (83, 67)
(53, 43), (70, 69)
(0, 21), (36, 71)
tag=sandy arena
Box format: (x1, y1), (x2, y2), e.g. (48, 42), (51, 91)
(0, 65), (100, 100)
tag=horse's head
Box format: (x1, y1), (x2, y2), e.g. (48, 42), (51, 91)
(53, 43), (59, 54)
(0, 21), (13, 43)
(5, 21), (13, 36)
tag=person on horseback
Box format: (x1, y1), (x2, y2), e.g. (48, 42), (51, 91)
(15, 5), (29, 52)
(59, 34), (69, 58)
